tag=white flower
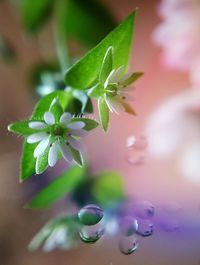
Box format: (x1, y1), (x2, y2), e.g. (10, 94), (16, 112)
(103, 66), (135, 114)
(27, 112), (87, 172)
(146, 88), (200, 182)
(153, 0), (200, 85)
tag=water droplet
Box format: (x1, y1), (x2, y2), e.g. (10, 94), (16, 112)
(119, 235), (139, 255)
(126, 154), (145, 166)
(126, 136), (136, 149)
(119, 216), (138, 236)
(133, 201), (155, 219)
(160, 217), (180, 232)
(78, 204), (104, 226)
(137, 219), (154, 237)
(79, 223), (104, 243)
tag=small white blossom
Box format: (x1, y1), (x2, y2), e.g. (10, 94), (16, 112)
(103, 66), (135, 114)
(27, 112), (87, 172)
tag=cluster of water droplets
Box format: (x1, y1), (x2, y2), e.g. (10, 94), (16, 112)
(126, 135), (147, 166)
(76, 200), (181, 255)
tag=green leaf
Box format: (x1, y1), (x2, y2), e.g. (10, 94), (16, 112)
(69, 146), (83, 167)
(8, 120), (36, 136)
(32, 91), (72, 120)
(20, 141), (37, 182)
(120, 72), (144, 87)
(92, 171), (125, 206)
(35, 147), (49, 175)
(98, 97), (109, 131)
(88, 83), (104, 99)
(71, 118), (98, 131)
(99, 46), (113, 84)
(49, 98), (63, 122)
(65, 11), (137, 89)
(20, 0), (53, 33)
(26, 165), (87, 209)
(58, 0), (116, 47)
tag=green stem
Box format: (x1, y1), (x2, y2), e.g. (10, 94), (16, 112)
(53, 0), (70, 74)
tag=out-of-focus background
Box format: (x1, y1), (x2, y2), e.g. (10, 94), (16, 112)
(1, 0), (200, 264)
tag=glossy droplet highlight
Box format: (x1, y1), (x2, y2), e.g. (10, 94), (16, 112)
(79, 223), (104, 243)
(126, 135), (147, 150)
(133, 201), (155, 219)
(120, 216), (138, 236)
(78, 204), (104, 226)
(137, 219), (154, 237)
(126, 136), (136, 149)
(119, 235), (139, 255)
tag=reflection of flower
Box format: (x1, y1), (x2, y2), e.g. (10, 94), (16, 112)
(27, 112), (86, 170)
(153, 0), (200, 84)
(146, 89), (200, 181)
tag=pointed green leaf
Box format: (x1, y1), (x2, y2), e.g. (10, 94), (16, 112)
(20, 141), (37, 182)
(8, 120), (36, 136)
(69, 146), (83, 167)
(98, 97), (109, 131)
(65, 11), (137, 89)
(120, 72), (144, 87)
(70, 118), (98, 131)
(49, 98), (63, 122)
(92, 171), (125, 206)
(35, 147), (49, 175)
(99, 46), (113, 84)
(88, 83), (104, 99)
(26, 165), (87, 209)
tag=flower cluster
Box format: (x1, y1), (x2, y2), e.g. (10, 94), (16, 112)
(153, 0), (200, 85)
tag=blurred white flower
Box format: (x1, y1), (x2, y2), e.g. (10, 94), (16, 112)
(146, 89), (200, 182)
(153, 0), (200, 84)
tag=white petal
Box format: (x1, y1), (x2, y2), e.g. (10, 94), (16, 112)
(59, 112), (72, 126)
(59, 142), (73, 163)
(29, 121), (47, 129)
(118, 72), (132, 83)
(104, 94), (115, 113)
(70, 129), (88, 137)
(117, 92), (135, 102)
(67, 121), (85, 130)
(104, 69), (115, 88)
(68, 137), (83, 151)
(27, 132), (48, 143)
(44, 112), (55, 125)
(34, 136), (50, 158)
(109, 66), (124, 83)
(48, 142), (59, 167)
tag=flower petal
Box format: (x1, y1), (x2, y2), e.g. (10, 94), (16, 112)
(34, 136), (50, 158)
(67, 121), (85, 130)
(109, 66), (124, 83)
(70, 129), (88, 137)
(104, 69), (115, 88)
(44, 112), (55, 125)
(59, 142), (73, 163)
(68, 137), (83, 151)
(59, 112), (72, 126)
(104, 94), (115, 113)
(28, 121), (47, 129)
(48, 142), (59, 167)
(27, 132), (48, 143)
(118, 92), (135, 102)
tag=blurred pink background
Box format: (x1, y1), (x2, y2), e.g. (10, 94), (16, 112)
(1, 0), (200, 264)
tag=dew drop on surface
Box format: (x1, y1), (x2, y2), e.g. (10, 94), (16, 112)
(126, 136), (136, 149)
(79, 223), (104, 243)
(119, 234), (139, 255)
(133, 201), (155, 219)
(126, 154), (145, 166)
(119, 216), (138, 236)
(78, 204), (104, 226)
(137, 219), (154, 237)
